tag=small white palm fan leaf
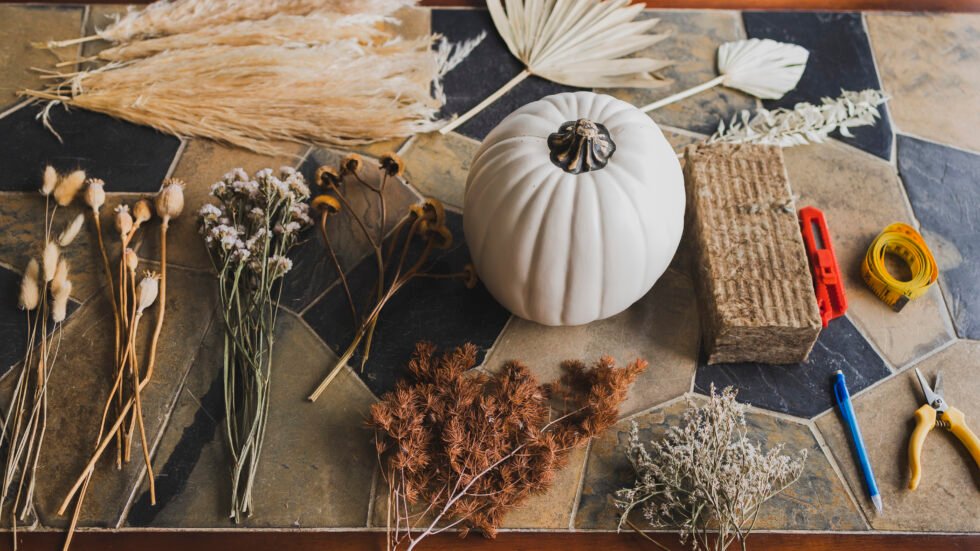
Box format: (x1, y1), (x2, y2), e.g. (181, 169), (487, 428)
(439, 0), (672, 135)
(640, 38), (808, 112)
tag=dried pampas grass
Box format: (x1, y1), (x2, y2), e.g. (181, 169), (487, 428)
(26, 1), (482, 156)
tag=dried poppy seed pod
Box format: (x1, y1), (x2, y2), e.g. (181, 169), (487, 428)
(18, 258), (40, 311)
(58, 213), (85, 247)
(379, 153), (405, 178)
(52, 281), (72, 323)
(54, 169), (86, 207)
(125, 248), (139, 273)
(115, 205), (133, 236)
(340, 154), (362, 175)
(42, 241), (60, 283)
(136, 271), (160, 313)
(41, 165), (58, 197)
(156, 178), (185, 222)
(133, 198), (153, 226)
(84, 178), (106, 212)
(311, 194), (341, 215)
(315, 165), (341, 189)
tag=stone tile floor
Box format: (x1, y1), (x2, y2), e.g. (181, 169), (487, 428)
(0, 3), (977, 537)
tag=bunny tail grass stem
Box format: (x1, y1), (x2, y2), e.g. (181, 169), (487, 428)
(439, 69), (529, 135)
(92, 214), (123, 448)
(62, 474), (91, 551)
(640, 74), (725, 113)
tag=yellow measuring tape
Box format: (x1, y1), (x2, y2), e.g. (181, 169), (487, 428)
(861, 223), (938, 312)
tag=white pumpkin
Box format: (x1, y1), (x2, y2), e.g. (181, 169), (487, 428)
(464, 91), (684, 326)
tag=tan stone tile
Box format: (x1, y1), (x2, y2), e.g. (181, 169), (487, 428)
(131, 310), (377, 528)
(815, 341), (980, 531)
(500, 446), (586, 529)
(401, 132), (478, 208)
(783, 141), (954, 368)
(0, 5), (83, 106)
(599, 11), (755, 135)
(0, 192), (151, 303)
(33, 263), (217, 527)
(483, 269), (697, 418)
(867, 14), (980, 153)
(140, 139), (307, 271)
(344, 138), (409, 160)
(576, 397), (866, 531)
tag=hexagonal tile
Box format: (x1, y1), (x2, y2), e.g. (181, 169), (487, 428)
(302, 211), (511, 396)
(401, 131), (479, 209)
(694, 316), (891, 418)
(814, 341), (980, 531)
(0, 103), (181, 193)
(0, 5), (83, 108)
(897, 135), (980, 340)
(576, 396), (867, 531)
(783, 141), (954, 368)
(483, 268), (698, 419)
(867, 14), (980, 154)
(600, 10), (755, 135)
(432, 9), (580, 141)
(500, 446), (587, 530)
(127, 310), (377, 528)
(743, 12), (893, 160)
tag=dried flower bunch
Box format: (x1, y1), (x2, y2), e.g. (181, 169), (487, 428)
(616, 387), (807, 551)
(2, 167), (85, 538)
(26, 0), (483, 156)
(306, 154), (477, 401)
(199, 166), (312, 521)
(371, 342), (647, 550)
(58, 177), (183, 550)
(707, 89), (888, 147)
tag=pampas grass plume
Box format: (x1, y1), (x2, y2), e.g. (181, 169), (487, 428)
(54, 170), (87, 207)
(136, 271), (160, 313)
(41, 165), (58, 197)
(58, 213), (85, 247)
(52, 281), (72, 322)
(19, 259), (40, 311)
(42, 241), (60, 283)
(85, 178), (106, 212)
(156, 179), (185, 221)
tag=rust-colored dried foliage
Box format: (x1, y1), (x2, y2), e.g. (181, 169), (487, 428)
(370, 343), (646, 547)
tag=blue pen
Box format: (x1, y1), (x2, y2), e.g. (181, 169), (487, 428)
(833, 370), (882, 514)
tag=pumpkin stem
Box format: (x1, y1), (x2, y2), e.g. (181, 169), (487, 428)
(547, 119), (616, 174)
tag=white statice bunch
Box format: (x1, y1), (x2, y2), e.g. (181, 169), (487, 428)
(615, 387), (806, 551)
(708, 89), (888, 147)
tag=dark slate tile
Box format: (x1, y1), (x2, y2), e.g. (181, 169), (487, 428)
(897, 135), (980, 340)
(0, 263), (78, 378)
(432, 9), (581, 141)
(0, 103), (181, 192)
(303, 211), (511, 396)
(743, 12), (893, 160)
(694, 316), (890, 418)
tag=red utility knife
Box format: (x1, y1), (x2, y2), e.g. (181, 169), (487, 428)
(799, 206), (847, 327)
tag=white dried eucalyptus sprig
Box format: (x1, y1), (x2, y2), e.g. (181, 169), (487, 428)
(707, 89), (888, 147)
(615, 387), (806, 551)
(440, 0), (672, 134)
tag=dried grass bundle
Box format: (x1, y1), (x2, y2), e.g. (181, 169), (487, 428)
(371, 343), (646, 550)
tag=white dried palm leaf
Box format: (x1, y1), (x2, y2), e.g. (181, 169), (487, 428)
(25, 35), (478, 156)
(439, 0), (671, 134)
(43, 0), (413, 48)
(641, 38), (808, 112)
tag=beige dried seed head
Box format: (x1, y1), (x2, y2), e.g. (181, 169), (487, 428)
(52, 280), (72, 323)
(51, 258), (69, 295)
(156, 178), (185, 221)
(84, 178), (106, 212)
(136, 271), (160, 313)
(42, 241), (60, 283)
(133, 198), (153, 225)
(18, 258), (40, 311)
(125, 248), (139, 273)
(54, 169), (87, 207)
(41, 165), (58, 197)
(58, 213), (85, 247)
(115, 205), (133, 236)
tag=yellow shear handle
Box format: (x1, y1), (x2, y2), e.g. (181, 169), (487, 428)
(942, 407), (980, 472)
(908, 404), (936, 490)
(862, 223), (938, 312)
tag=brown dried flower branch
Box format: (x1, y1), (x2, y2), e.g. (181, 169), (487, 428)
(306, 155), (477, 402)
(371, 343), (647, 550)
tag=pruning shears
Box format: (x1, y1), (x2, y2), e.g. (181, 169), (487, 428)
(907, 368), (980, 490)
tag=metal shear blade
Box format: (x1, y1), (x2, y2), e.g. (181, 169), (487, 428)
(914, 368), (947, 413)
